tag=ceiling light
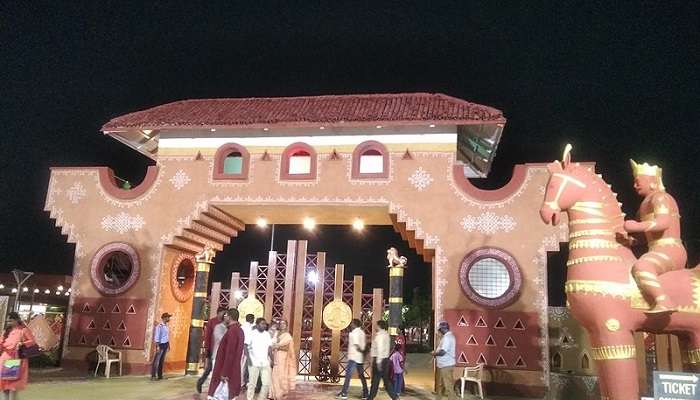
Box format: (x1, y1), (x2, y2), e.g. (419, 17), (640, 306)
(234, 290), (244, 300)
(22, 287), (28, 292)
(55, 291), (60, 295)
(263, 128), (269, 131)
(0, 284), (4, 289)
(319, 126), (325, 130)
(11, 288), (17, 294)
(352, 218), (365, 231)
(64, 291), (70, 296)
(376, 125), (383, 129)
(210, 128), (216, 132)
(303, 217), (316, 231)
(57, 285), (64, 291)
(429, 124), (436, 128)
(33, 289), (39, 294)
(307, 270), (319, 285)
(256, 217), (268, 228)
(44, 289), (50, 294)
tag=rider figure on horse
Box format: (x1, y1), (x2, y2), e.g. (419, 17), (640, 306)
(623, 160), (687, 314)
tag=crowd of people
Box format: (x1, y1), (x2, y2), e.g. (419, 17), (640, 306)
(151, 308), (458, 400)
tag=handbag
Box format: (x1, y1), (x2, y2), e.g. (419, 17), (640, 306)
(19, 344), (42, 359)
(0, 359), (21, 381)
(211, 381), (228, 400)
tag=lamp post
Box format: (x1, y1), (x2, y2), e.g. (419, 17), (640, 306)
(11, 269), (33, 312)
(185, 246), (215, 375)
(386, 248), (407, 336)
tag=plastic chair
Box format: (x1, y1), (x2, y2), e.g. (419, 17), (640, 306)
(459, 363), (484, 399)
(94, 344), (122, 378)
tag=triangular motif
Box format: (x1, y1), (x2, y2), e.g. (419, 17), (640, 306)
(494, 318), (506, 329)
(103, 320), (112, 330)
(495, 354), (507, 366)
(112, 304), (121, 313)
(78, 335), (87, 345)
(562, 336), (570, 344)
(108, 336), (117, 346)
(122, 336), (132, 347)
(82, 303), (91, 313)
(117, 321), (127, 331)
(477, 353), (487, 365)
(87, 320), (97, 329)
(513, 319), (526, 330)
(467, 335), (478, 345)
(515, 356), (527, 367)
(92, 335), (102, 345)
(194, 151), (203, 161)
(458, 352), (468, 364)
(504, 337), (517, 349)
(126, 304), (136, 314)
(402, 149), (413, 160)
(457, 316), (468, 327)
(485, 335), (496, 346)
(475, 316), (488, 328)
(329, 149), (341, 160)
(96, 304), (106, 313)
(261, 150), (272, 161)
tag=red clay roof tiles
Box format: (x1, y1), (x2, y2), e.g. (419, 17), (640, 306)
(102, 93), (504, 131)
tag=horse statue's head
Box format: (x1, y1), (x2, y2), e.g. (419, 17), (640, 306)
(539, 144), (590, 226)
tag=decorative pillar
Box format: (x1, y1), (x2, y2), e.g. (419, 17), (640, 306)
(185, 246), (215, 375)
(386, 247), (407, 336)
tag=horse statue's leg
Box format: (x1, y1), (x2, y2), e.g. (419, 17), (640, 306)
(589, 331), (639, 400)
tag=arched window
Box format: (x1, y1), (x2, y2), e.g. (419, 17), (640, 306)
(552, 352), (562, 370)
(352, 141), (389, 179)
(458, 247), (523, 309)
(171, 255), (195, 302)
(281, 142), (317, 180)
(213, 143), (250, 180)
(90, 242), (141, 296)
(580, 353), (591, 370)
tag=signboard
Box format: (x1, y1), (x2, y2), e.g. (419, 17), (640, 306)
(654, 371), (700, 400)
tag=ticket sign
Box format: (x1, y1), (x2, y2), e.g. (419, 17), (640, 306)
(654, 371), (700, 400)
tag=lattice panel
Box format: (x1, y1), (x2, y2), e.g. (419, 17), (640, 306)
(256, 265), (268, 304)
(271, 255), (287, 321)
(218, 290), (231, 309)
(298, 337), (312, 375)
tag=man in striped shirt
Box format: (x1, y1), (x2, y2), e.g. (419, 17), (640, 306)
(151, 312), (171, 380)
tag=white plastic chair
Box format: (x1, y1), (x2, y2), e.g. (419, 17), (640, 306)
(95, 344), (122, 378)
(459, 363), (484, 399)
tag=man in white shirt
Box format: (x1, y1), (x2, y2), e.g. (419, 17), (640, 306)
(247, 317), (273, 400)
(431, 321), (457, 400)
(337, 319), (369, 399)
(367, 320), (398, 400)
(241, 313), (255, 388)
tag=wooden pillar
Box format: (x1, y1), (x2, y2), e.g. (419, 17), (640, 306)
(229, 272), (241, 308)
(310, 252), (326, 375)
(209, 282), (222, 318)
(352, 275), (363, 319)
(330, 264), (344, 373)
(264, 251), (277, 321)
(656, 334), (670, 371)
(634, 332), (647, 393)
(249, 261), (259, 299)
(282, 240), (297, 324)
(185, 249), (215, 375)
(292, 241), (308, 371)
(371, 288), (383, 337)
(670, 335), (683, 371)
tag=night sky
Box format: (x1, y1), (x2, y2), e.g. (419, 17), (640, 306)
(1, 3), (698, 303)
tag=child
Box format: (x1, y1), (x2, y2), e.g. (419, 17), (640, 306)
(389, 343), (405, 396)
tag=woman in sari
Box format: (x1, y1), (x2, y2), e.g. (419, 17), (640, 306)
(1, 312), (36, 400)
(270, 320), (296, 400)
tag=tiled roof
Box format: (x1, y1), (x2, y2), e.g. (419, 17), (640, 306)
(101, 93), (505, 131)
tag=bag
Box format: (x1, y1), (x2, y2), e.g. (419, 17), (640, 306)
(19, 344), (42, 359)
(210, 381), (228, 400)
(0, 359), (21, 381)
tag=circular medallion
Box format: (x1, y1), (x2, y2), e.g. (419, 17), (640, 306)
(605, 318), (620, 332)
(90, 242), (140, 296)
(459, 247), (522, 309)
(322, 300), (352, 330)
(237, 296), (264, 323)
(170, 255), (196, 302)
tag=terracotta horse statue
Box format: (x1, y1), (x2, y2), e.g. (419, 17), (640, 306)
(539, 145), (700, 400)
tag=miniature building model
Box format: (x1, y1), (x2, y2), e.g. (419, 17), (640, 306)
(45, 93), (567, 395)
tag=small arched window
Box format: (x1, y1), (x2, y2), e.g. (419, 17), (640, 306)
(552, 352), (562, 370)
(281, 143), (317, 180)
(213, 143), (250, 180)
(352, 140), (389, 179)
(580, 353), (590, 370)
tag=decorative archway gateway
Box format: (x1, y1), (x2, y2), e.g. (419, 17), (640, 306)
(45, 93), (570, 396)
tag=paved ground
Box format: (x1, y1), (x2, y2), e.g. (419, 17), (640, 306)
(23, 374), (526, 400)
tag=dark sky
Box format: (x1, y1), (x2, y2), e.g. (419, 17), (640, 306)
(1, 3), (699, 300)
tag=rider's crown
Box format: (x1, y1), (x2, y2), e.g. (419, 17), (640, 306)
(630, 159), (662, 178)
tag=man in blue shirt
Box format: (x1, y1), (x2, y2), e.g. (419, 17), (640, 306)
(151, 312), (171, 380)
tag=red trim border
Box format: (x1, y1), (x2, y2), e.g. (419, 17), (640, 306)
(90, 242), (141, 296)
(458, 247), (522, 309)
(212, 143), (250, 180)
(98, 166), (160, 200)
(351, 140), (390, 179)
(280, 142), (317, 180)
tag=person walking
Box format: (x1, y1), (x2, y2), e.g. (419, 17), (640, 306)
(151, 312), (171, 381)
(431, 321), (457, 400)
(270, 320), (296, 400)
(1, 312), (37, 400)
(337, 319), (369, 399)
(389, 344), (405, 398)
(367, 320), (397, 400)
(208, 308), (245, 400)
(247, 318), (273, 400)
(197, 307), (227, 393)
(241, 314), (255, 390)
